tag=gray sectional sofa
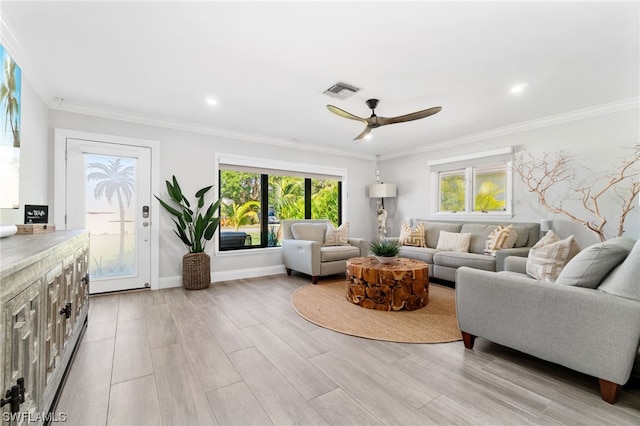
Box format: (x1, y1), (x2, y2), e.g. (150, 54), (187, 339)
(455, 236), (640, 404)
(390, 220), (541, 281)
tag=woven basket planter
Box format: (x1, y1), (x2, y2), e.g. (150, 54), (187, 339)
(182, 252), (211, 290)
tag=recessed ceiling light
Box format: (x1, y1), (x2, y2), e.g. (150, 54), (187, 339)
(364, 134), (372, 140)
(510, 83), (528, 94)
(206, 98), (217, 106)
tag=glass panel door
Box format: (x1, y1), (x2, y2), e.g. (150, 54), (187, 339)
(66, 139), (151, 294)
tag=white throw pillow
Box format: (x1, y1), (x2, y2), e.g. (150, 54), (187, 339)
(399, 222), (426, 247)
(324, 222), (350, 246)
(436, 231), (471, 252)
(526, 231), (578, 282)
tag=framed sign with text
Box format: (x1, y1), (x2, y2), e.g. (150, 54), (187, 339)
(24, 205), (48, 224)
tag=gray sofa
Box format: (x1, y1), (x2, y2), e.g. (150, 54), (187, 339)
(390, 220), (540, 281)
(456, 237), (640, 404)
(281, 219), (368, 284)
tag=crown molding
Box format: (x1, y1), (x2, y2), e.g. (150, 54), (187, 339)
(379, 97), (640, 161)
(51, 100), (376, 161)
(0, 15), (54, 107)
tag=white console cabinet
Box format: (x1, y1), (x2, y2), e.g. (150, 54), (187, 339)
(1, 231), (89, 425)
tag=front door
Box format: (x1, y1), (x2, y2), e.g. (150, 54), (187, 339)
(65, 139), (152, 294)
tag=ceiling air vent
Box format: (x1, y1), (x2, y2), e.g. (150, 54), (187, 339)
(323, 82), (360, 99)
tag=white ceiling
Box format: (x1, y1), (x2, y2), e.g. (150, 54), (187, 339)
(1, 1), (638, 159)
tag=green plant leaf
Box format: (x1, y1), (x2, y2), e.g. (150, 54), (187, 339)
(204, 217), (220, 240)
(183, 209), (193, 223)
(155, 195), (182, 217)
(195, 185), (212, 198)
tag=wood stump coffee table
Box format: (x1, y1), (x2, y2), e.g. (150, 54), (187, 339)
(345, 257), (429, 311)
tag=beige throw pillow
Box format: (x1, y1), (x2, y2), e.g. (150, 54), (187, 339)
(436, 231), (471, 252)
(484, 224), (518, 255)
(324, 222), (350, 246)
(526, 231), (578, 282)
(399, 222), (426, 247)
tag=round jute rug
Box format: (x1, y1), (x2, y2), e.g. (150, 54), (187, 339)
(291, 279), (461, 343)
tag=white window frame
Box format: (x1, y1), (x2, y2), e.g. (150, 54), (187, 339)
(428, 147), (513, 219)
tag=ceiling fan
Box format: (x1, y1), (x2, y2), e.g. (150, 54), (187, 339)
(326, 99), (442, 140)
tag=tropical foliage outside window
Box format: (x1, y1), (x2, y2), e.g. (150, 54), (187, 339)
(437, 163), (508, 214)
(219, 170), (341, 250)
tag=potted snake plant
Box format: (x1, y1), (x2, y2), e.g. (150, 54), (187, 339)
(369, 239), (400, 264)
(155, 175), (221, 289)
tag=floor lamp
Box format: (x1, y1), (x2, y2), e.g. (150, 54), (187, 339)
(369, 183), (396, 240)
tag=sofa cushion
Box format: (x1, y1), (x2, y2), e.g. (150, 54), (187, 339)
(460, 224), (496, 254)
(399, 222), (426, 247)
(436, 231), (472, 252)
(598, 240), (640, 301)
(434, 251), (495, 271)
(291, 223), (326, 243)
(324, 222), (349, 246)
(526, 231), (577, 282)
(320, 245), (360, 262)
(398, 246), (439, 264)
(420, 222), (463, 248)
(511, 225), (531, 248)
(555, 237), (635, 288)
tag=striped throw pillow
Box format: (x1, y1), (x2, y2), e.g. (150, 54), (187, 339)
(484, 224), (518, 255)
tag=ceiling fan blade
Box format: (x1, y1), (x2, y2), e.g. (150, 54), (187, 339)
(353, 126), (372, 141)
(378, 106), (442, 126)
(327, 105), (367, 123)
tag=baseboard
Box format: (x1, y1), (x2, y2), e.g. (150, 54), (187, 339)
(157, 264), (286, 289)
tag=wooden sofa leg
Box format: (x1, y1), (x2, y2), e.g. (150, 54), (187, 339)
(312, 276), (319, 284)
(461, 331), (476, 349)
(599, 379), (621, 404)
(286, 268), (292, 276)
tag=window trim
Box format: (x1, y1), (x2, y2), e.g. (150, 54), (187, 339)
(428, 148), (513, 219)
(214, 153), (348, 254)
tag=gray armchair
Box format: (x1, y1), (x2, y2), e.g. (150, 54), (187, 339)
(281, 219), (368, 284)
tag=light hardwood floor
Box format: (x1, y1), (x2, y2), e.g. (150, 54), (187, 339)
(54, 274), (640, 425)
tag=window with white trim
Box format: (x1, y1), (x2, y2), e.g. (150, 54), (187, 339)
(428, 148), (513, 216)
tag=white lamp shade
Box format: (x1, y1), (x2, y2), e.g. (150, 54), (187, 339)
(369, 183), (396, 198)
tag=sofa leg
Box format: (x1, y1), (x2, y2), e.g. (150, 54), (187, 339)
(599, 379), (621, 404)
(312, 276), (319, 284)
(461, 331), (476, 349)
(286, 268), (292, 276)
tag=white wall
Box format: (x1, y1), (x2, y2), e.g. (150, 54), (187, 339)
(0, 77), (49, 225)
(48, 110), (378, 284)
(380, 108), (640, 248)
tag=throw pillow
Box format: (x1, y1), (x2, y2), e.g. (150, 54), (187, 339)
(526, 231), (576, 282)
(555, 236), (635, 288)
(290, 223), (327, 244)
(398, 222), (426, 247)
(484, 224), (518, 255)
(597, 240), (640, 301)
(436, 231), (471, 252)
(324, 222), (350, 246)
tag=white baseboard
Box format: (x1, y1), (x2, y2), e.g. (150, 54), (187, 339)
(157, 264), (286, 290)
